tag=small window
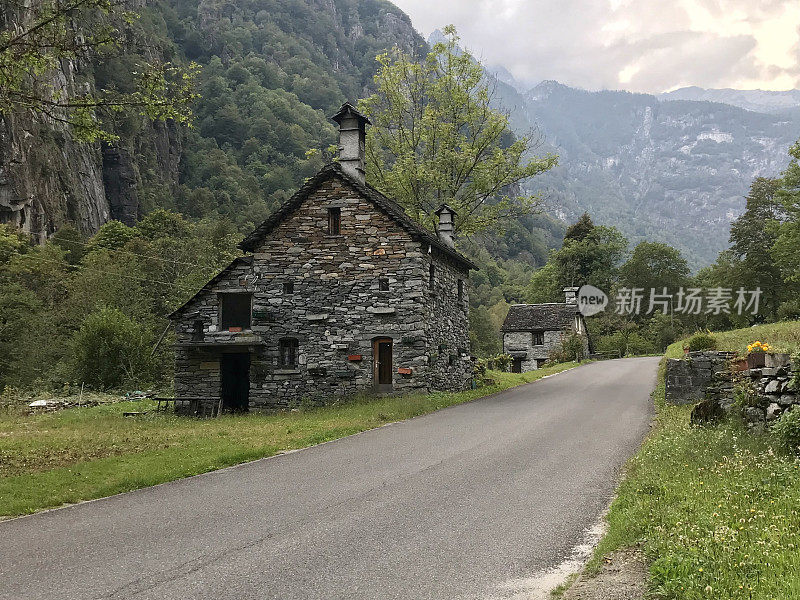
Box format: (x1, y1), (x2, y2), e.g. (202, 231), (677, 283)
(429, 264), (435, 289)
(220, 293), (252, 330)
(327, 207), (341, 235)
(191, 320), (204, 341)
(283, 281), (294, 295)
(532, 331), (544, 346)
(379, 278), (389, 292)
(457, 279), (464, 303)
(279, 338), (299, 367)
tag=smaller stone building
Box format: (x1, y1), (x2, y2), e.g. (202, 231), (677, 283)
(501, 288), (590, 372)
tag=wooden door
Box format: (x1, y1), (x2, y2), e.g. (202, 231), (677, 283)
(373, 338), (393, 390)
(220, 353), (250, 412)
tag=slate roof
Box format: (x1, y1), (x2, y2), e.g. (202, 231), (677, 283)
(501, 303), (580, 332)
(238, 162), (478, 270)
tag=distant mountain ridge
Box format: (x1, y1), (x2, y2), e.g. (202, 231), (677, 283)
(659, 87), (800, 114)
(478, 69), (800, 266)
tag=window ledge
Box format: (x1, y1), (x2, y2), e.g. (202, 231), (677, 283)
(274, 369), (300, 375)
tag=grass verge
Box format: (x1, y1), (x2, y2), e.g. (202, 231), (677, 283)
(588, 339), (800, 598)
(667, 321), (800, 358)
(0, 363), (577, 518)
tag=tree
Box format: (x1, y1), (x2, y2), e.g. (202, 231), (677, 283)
(70, 307), (158, 388)
(469, 306), (502, 357)
(728, 178), (787, 319)
(563, 212), (594, 243)
(773, 141), (800, 283)
(619, 241), (690, 297)
(360, 25), (557, 235)
(0, 0), (198, 141)
(554, 224), (627, 292)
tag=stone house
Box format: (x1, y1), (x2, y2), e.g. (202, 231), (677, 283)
(169, 103), (477, 412)
(501, 288), (590, 372)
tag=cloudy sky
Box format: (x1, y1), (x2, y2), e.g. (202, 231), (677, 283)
(391, 0), (800, 93)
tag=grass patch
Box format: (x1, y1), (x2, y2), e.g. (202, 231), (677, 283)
(591, 350), (800, 598)
(0, 363), (578, 518)
(666, 321), (800, 358)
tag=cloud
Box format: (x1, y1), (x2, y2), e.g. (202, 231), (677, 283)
(391, 0), (800, 92)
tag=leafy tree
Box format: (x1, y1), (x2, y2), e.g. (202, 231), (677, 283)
(50, 224), (87, 265)
(619, 241), (690, 298)
(87, 220), (137, 252)
(0, 0), (198, 141)
(524, 261), (561, 303)
(469, 306), (502, 357)
(553, 223), (627, 292)
(773, 141), (800, 283)
(70, 307), (158, 388)
(728, 178), (787, 319)
(563, 212), (594, 243)
(0, 224), (30, 264)
(361, 25), (557, 235)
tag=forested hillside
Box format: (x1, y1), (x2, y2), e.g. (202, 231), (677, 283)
(1, 0), (427, 238)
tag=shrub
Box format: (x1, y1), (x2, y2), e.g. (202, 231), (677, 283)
(596, 331), (655, 357)
(487, 353), (512, 372)
(549, 333), (585, 364)
(777, 299), (800, 321)
(731, 381), (761, 416)
(686, 331), (716, 352)
(772, 406), (800, 454)
(70, 307), (158, 389)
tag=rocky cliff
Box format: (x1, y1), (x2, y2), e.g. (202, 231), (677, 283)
(0, 0), (424, 240)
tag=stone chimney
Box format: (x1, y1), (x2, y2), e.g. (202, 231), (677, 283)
(564, 287), (579, 305)
(331, 102), (371, 185)
(435, 204), (457, 249)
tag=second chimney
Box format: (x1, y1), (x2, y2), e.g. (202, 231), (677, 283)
(435, 204), (457, 249)
(563, 287), (579, 305)
(331, 102), (371, 185)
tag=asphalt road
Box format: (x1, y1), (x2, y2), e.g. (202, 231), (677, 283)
(0, 357), (659, 600)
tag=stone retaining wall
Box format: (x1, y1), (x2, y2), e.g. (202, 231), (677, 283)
(739, 356), (799, 426)
(667, 350), (800, 428)
(665, 351), (737, 405)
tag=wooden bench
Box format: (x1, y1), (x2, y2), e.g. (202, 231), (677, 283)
(153, 397), (223, 418)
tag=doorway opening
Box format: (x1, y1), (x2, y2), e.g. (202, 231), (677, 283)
(373, 337), (393, 392)
(220, 353), (250, 412)
(512, 357), (523, 373)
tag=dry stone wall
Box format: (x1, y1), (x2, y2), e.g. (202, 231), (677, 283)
(503, 330), (564, 370)
(666, 351), (800, 428)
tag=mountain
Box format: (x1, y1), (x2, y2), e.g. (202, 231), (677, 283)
(485, 77), (800, 266)
(5, 4), (800, 269)
(660, 87), (800, 114)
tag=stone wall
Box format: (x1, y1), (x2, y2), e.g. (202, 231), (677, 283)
(665, 351), (737, 405)
(503, 330), (564, 370)
(503, 324), (589, 371)
(173, 176), (471, 411)
(667, 351), (800, 429)
(738, 356), (799, 427)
